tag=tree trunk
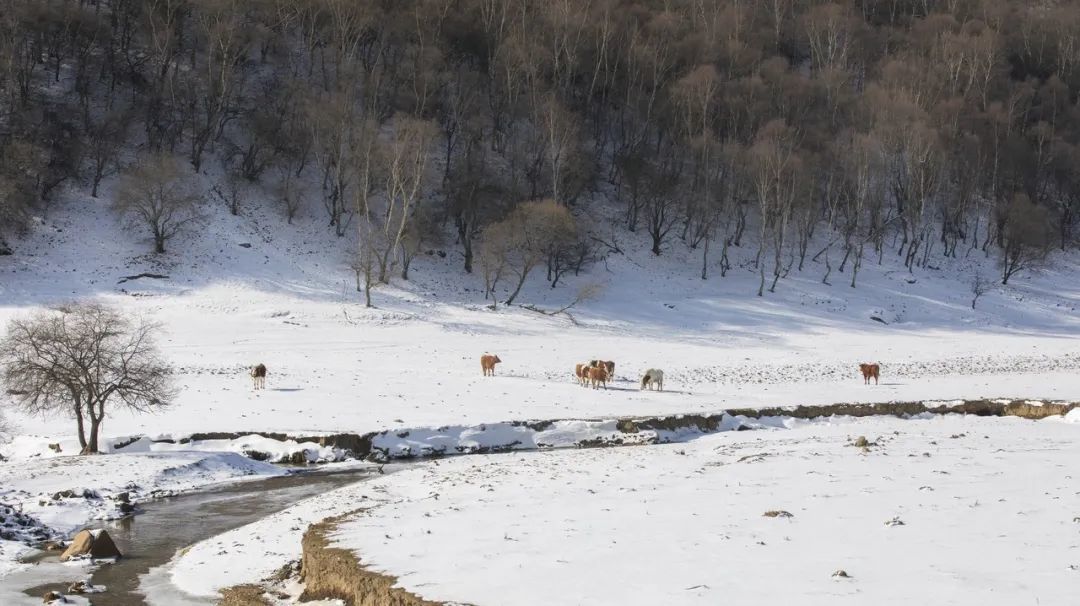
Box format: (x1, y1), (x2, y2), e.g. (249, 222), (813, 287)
(83, 403), (103, 454)
(83, 421), (101, 454)
(504, 268), (532, 306)
(850, 242), (864, 288)
(701, 237), (709, 280)
(153, 227), (166, 254)
(456, 216), (474, 273)
(74, 403), (87, 452)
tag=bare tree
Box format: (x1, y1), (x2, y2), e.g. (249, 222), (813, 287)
(0, 303), (175, 454)
(971, 271), (990, 309)
(369, 119), (437, 283)
(537, 93), (580, 204)
(399, 207), (439, 281)
(479, 199), (578, 306)
(85, 110), (131, 198)
(274, 166), (304, 224)
(308, 91), (364, 236)
(477, 224), (510, 308)
(642, 151), (684, 256)
(748, 120), (800, 295)
(0, 139), (39, 252)
(114, 154), (201, 254)
(350, 235), (378, 308)
(187, 0), (253, 171)
(999, 193), (1053, 284)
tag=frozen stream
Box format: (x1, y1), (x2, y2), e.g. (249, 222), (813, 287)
(10, 466), (380, 605)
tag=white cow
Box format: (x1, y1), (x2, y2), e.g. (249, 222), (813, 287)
(640, 369), (664, 391)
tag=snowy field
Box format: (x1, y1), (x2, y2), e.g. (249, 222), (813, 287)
(0, 194), (1078, 448)
(0, 193), (1079, 595)
(331, 413), (1080, 606)
(162, 413), (1080, 604)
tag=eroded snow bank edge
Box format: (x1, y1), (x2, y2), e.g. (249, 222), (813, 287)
(125, 397), (1079, 465)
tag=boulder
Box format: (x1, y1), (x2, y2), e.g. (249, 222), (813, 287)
(60, 529), (122, 561)
(67, 579), (104, 594)
(42, 591), (67, 604)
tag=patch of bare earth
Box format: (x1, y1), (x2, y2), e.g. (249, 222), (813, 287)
(218, 584), (271, 606)
(297, 513), (451, 606)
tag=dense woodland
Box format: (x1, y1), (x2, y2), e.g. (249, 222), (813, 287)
(2, 0), (1080, 302)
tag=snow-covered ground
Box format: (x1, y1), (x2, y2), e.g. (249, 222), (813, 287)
(322, 413), (1080, 606)
(0, 187), (1078, 595)
(158, 413), (1080, 604)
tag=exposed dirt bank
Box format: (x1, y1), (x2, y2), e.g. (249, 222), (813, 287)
(138, 399), (1078, 466)
(296, 514), (448, 606)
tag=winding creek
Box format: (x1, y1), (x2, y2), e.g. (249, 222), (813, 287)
(11, 466), (380, 605)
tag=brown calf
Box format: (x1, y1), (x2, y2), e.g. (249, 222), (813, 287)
(481, 354), (502, 376)
(859, 363), (880, 385)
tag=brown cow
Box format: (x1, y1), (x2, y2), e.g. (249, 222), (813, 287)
(251, 363), (267, 390)
(574, 363), (590, 387)
(481, 354), (502, 376)
(589, 359), (615, 380)
(588, 366), (609, 390)
(859, 363), (880, 385)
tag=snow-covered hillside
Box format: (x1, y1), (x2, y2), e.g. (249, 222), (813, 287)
(1, 192), (1078, 446)
(0, 184), (1078, 602)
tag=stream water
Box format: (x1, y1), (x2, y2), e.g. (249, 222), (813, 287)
(13, 466), (379, 605)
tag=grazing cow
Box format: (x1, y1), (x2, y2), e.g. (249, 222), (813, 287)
(588, 366), (609, 390)
(481, 354), (502, 376)
(251, 363), (267, 390)
(859, 363), (880, 385)
(640, 368), (664, 391)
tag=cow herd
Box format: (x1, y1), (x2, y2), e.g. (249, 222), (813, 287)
(481, 355), (659, 391)
(245, 357), (880, 392)
(574, 360), (617, 389)
(477, 354), (881, 392)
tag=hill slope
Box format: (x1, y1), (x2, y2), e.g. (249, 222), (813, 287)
(0, 192), (1077, 446)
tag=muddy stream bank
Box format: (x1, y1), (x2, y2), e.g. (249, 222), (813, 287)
(15, 467), (381, 606)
